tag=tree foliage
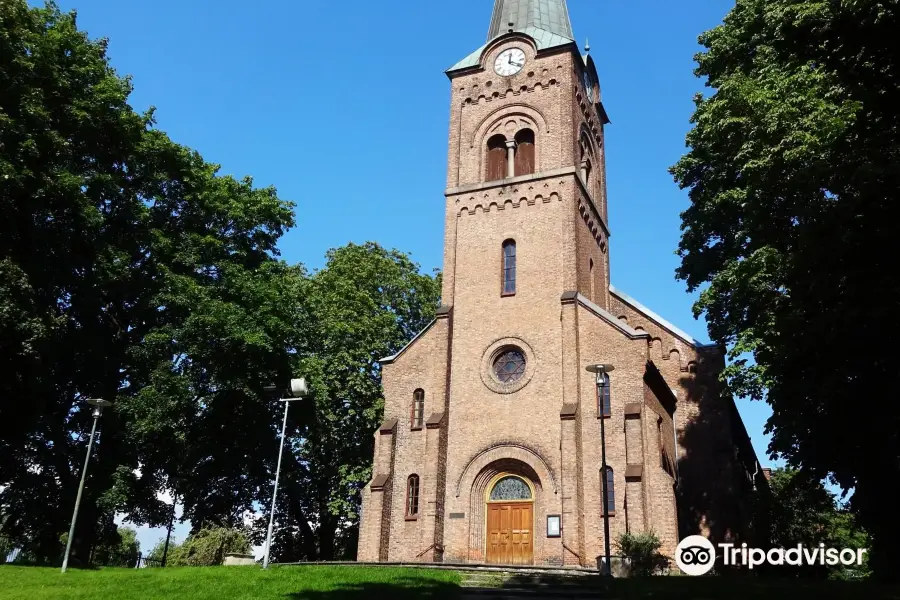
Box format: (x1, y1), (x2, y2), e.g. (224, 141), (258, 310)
(164, 526), (250, 567)
(671, 0), (899, 578)
(88, 526), (140, 567)
(764, 469), (869, 579)
(0, 0), (298, 562)
(0, 1), (440, 564)
(263, 243), (441, 561)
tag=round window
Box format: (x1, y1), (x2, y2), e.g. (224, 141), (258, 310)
(480, 337), (535, 394)
(493, 347), (526, 383)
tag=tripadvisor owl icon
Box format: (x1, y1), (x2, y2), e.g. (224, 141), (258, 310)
(675, 535), (716, 575)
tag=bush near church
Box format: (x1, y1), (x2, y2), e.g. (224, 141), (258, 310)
(160, 527), (252, 567)
(616, 532), (669, 576)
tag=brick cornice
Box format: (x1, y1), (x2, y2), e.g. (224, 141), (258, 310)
(445, 166), (576, 196)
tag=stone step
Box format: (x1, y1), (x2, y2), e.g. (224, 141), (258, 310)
(461, 588), (614, 599)
(460, 569), (611, 598)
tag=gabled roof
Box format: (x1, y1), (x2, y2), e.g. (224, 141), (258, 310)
(378, 319), (436, 364)
(609, 284), (719, 349)
(561, 291), (650, 340)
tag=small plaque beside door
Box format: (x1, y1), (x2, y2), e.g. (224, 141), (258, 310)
(546, 515), (561, 538)
(449, 512), (465, 519)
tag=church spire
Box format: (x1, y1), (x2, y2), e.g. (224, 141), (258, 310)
(487, 0), (574, 42)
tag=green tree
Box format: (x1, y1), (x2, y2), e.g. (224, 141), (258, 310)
(764, 469), (869, 579)
(1, 1), (438, 567)
(265, 243), (441, 561)
(146, 536), (179, 565)
(88, 526), (140, 567)
(671, 0), (899, 579)
(0, 0), (298, 563)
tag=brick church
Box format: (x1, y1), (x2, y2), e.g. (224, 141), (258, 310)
(358, 0), (765, 568)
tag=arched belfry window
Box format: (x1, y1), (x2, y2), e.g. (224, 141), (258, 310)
(406, 475), (420, 518)
(580, 133), (594, 189)
(514, 129), (535, 176)
(411, 389), (424, 429)
(487, 134), (507, 182)
(502, 239), (516, 296)
(601, 467), (615, 514)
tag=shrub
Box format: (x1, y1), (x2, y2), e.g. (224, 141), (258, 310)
(166, 527), (251, 567)
(615, 531), (669, 576)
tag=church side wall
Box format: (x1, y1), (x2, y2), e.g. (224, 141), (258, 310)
(608, 295), (762, 547)
(574, 303), (651, 569)
(356, 318), (451, 562)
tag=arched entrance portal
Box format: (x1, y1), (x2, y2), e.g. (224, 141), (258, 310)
(485, 474), (534, 565)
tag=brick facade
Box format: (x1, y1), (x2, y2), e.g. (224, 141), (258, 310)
(358, 8), (763, 567)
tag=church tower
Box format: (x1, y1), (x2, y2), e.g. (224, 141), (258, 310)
(358, 0), (765, 568)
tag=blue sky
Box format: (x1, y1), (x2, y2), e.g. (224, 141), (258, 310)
(40, 0), (780, 552)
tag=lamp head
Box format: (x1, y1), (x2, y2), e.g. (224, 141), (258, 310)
(86, 398), (113, 408)
(585, 363), (615, 374)
(86, 398), (112, 418)
(289, 378), (308, 398)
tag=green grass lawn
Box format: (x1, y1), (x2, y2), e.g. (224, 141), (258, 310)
(2, 564), (899, 600)
(0, 565), (462, 600)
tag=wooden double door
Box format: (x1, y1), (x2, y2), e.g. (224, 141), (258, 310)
(486, 502), (533, 565)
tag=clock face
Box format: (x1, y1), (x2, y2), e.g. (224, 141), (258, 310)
(494, 48), (526, 77)
(583, 71), (594, 102)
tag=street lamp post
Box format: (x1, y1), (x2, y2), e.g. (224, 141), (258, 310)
(586, 363), (615, 576)
(262, 378), (308, 569)
(62, 398), (113, 573)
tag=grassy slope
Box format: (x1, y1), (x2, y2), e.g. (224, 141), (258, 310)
(3, 565), (900, 600)
(0, 565), (462, 600)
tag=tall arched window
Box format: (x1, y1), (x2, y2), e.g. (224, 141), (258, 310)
(406, 475), (420, 518)
(486, 134), (507, 182)
(514, 129), (535, 176)
(410, 389), (424, 429)
(597, 372), (611, 417)
(502, 239), (516, 296)
(601, 467), (615, 514)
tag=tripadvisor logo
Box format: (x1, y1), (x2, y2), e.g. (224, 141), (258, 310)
(675, 536), (867, 575)
(675, 535), (716, 575)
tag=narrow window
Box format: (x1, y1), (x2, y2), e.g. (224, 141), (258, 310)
(601, 467), (615, 514)
(406, 475), (420, 518)
(486, 134), (507, 181)
(502, 239), (516, 295)
(514, 129), (535, 176)
(597, 372), (611, 417)
(410, 389), (424, 429)
(589, 258), (595, 300)
(658, 418), (664, 468)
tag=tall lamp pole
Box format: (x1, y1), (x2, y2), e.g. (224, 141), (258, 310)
(586, 364), (615, 576)
(262, 378), (308, 569)
(62, 398), (113, 573)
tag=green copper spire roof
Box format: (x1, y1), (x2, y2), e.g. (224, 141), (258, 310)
(487, 0), (574, 42)
(448, 0), (576, 73)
